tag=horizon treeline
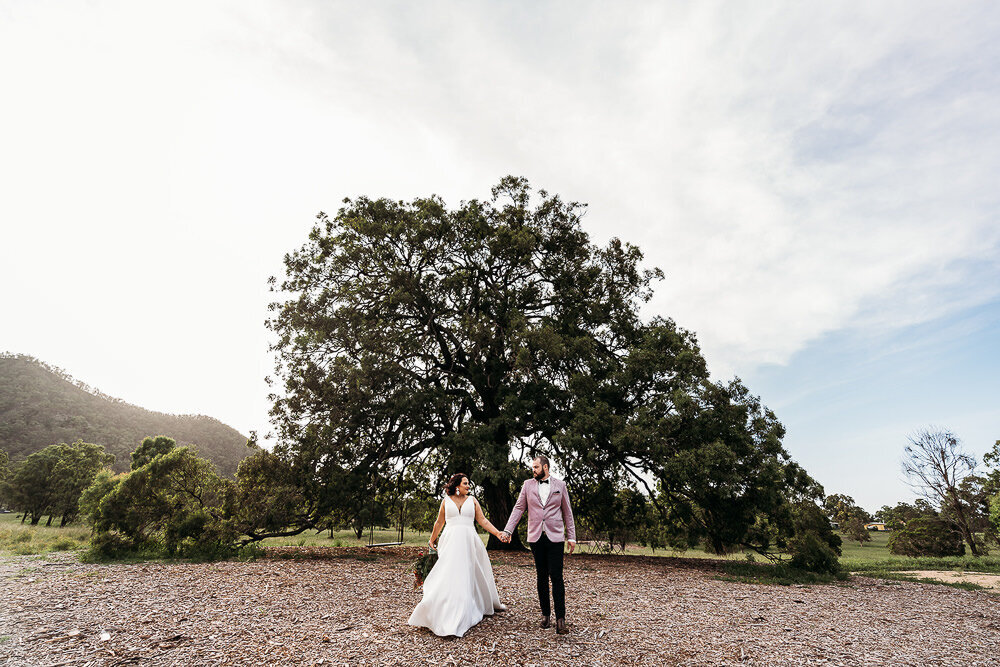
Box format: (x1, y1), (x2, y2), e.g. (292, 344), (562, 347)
(0, 354), (250, 477)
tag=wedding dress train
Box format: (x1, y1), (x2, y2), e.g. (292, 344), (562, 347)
(407, 495), (506, 637)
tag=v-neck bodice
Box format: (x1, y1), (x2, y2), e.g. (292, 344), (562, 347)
(445, 494), (475, 527)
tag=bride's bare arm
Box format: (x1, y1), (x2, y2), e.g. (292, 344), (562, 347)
(473, 498), (502, 539)
(429, 499), (446, 548)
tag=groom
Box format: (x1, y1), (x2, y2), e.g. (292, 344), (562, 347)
(500, 455), (576, 634)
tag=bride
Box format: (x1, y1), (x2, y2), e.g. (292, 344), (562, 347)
(408, 473), (507, 637)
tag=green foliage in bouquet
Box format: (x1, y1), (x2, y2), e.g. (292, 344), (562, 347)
(413, 549), (438, 588)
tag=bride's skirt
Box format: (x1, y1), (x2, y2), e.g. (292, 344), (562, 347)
(408, 524), (506, 637)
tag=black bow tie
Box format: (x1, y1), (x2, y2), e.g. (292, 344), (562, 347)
(538, 479), (549, 484)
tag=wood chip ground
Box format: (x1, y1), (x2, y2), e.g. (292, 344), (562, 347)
(3, 547), (999, 665)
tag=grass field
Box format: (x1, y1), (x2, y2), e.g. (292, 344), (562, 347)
(0, 512), (91, 557)
(5, 512), (999, 583)
(839, 530), (1000, 575)
(259, 526), (749, 560)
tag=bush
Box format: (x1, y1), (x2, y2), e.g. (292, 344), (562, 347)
(788, 531), (843, 575)
(86, 446), (230, 560)
(172, 519), (239, 561)
(888, 517), (966, 557)
(51, 537), (78, 551)
(237, 543), (266, 561)
(85, 531), (147, 560)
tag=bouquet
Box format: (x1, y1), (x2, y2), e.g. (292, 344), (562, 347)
(413, 548), (438, 588)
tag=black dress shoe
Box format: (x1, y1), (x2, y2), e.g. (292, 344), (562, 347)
(556, 618), (568, 634)
(540, 615), (551, 629)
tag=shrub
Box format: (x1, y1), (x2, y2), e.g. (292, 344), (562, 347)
(237, 543), (266, 561)
(87, 447), (229, 559)
(51, 537), (78, 551)
(173, 520), (239, 561)
(776, 501), (844, 574)
(788, 531), (842, 575)
(888, 517), (966, 557)
(82, 532), (170, 562)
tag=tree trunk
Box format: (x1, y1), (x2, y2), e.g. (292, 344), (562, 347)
(481, 477), (526, 551)
(948, 493), (980, 556)
(45, 515), (53, 527)
(30, 514), (40, 525)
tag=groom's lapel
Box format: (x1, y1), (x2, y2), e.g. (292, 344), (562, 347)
(532, 478), (543, 508)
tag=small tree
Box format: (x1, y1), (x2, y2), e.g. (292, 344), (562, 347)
(6, 446), (62, 524)
(786, 501), (844, 574)
(0, 449), (10, 508)
(78, 469), (122, 524)
(823, 493), (872, 527)
(87, 446), (232, 559)
(130, 435), (177, 470)
(48, 441), (115, 525)
(877, 501), (936, 531)
(843, 516), (872, 546)
(982, 440), (1000, 545)
(902, 428), (982, 556)
(888, 516), (965, 557)
(223, 448), (314, 544)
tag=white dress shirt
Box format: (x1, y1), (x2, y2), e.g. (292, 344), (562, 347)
(538, 477), (551, 506)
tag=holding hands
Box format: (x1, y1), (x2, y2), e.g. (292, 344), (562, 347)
(498, 531), (511, 543)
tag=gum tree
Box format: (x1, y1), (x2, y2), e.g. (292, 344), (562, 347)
(902, 427), (983, 556)
(267, 177), (822, 553)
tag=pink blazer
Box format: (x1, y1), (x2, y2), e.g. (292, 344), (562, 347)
(503, 476), (576, 544)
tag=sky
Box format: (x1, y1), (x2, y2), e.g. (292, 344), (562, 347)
(1, 1), (998, 511)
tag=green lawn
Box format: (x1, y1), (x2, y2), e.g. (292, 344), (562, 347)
(839, 530), (1000, 575)
(839, 530), (893, 561)
(0, 512), (91, 557)
(6, 512), (998, 582)
(259, 526), (754, 559)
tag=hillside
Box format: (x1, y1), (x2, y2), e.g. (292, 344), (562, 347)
(0, 354), (251, 476)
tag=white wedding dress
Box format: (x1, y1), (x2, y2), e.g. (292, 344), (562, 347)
(408, 495), (506, 637)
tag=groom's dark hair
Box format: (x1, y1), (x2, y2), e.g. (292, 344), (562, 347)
(534, 455), (550, 469)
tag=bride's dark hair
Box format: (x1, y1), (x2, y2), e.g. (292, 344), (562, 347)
(445, 473), (467, 496)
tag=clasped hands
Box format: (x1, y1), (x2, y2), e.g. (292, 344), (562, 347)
(496, 531), (576, 552)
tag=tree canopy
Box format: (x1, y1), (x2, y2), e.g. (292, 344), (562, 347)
(266, 177), (823, 555)
(902, 427), (986, 556)
(4, 440), (113, 525)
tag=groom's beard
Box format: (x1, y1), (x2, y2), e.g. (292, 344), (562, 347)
(533, 471), (546, 481)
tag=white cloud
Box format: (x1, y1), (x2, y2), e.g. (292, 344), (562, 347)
(1, 0), (998, 437)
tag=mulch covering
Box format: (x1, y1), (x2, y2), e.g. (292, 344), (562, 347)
(3, 546), (1000, 666)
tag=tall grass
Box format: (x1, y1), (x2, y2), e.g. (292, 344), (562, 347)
(0, 513), (91, 556)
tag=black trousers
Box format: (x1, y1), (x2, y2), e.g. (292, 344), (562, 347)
(529, 533), (565, 619)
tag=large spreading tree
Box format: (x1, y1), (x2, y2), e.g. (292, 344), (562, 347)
(267, 177), (821, 552)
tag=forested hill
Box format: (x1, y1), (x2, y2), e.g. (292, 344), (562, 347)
(0, 354), (251, 476)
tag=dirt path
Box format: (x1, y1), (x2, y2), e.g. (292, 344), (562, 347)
(3, 548), (1000, 666)
(903, 570), (1000, 590)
